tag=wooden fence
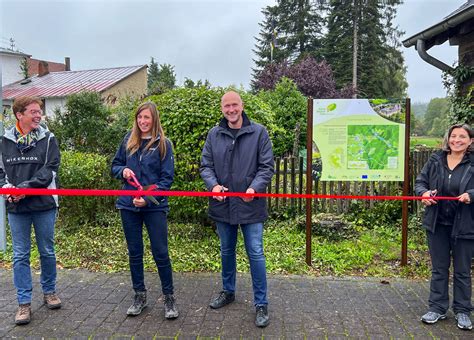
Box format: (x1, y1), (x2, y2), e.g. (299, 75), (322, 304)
(267, 149), (434, 214)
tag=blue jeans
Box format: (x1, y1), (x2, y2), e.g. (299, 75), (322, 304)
(8, 209), (58, 305)
(216, 222), (267, 306)
(120, 209), (173, 295)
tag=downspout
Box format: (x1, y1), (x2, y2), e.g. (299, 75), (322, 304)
(416, 39), (454, 73)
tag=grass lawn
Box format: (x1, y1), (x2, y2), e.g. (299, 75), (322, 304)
(410, 136), (442, 149)
(0, 211), (431, 279)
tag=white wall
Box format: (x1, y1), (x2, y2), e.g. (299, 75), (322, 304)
(44, 97), (66, 117)
(0, 54), (23, 86)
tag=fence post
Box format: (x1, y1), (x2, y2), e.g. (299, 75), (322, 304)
(401, 98), (411, 266)
(305, 98), (313, 266)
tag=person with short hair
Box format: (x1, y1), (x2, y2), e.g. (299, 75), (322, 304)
(415, 123), (474, 331)
(200, 91), (274, 327)
(0, 96), (61, 325)
(111, 101), (179, 319)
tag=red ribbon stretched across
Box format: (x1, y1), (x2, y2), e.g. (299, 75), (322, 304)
(0, 188), (460, 201)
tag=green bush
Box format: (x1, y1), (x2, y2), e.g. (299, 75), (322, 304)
(49, 91), (133, 157)
(59, 151), (118, 229)
(147, 87), (281, 222)
(258, 77), (307, 156)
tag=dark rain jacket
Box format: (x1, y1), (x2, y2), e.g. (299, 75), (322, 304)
(111, 133), (174, 212)
(200, 112), (274, 225)
(0, 125), (60, 213)
(414, 150), (474, 239)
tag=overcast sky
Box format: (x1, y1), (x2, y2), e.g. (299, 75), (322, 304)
(1, 0), (461, 103)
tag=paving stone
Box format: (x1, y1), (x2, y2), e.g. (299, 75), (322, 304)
(1, 269), (473, 338)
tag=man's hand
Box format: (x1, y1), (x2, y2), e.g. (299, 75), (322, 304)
(421, 189), (437, 206)
(123, 168), (135, 180)
(212, 184), (228, 201)
(133, 197), (147, 207)
(243, 187), (255, 202)
(458, 192), (471, 204)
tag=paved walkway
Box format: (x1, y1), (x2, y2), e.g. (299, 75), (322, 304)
(0, 269), (472, 339)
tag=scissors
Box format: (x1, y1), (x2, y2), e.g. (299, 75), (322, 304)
(127, 173), (160, 206)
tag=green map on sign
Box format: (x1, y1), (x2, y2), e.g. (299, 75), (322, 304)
(347, 125), (399, 170)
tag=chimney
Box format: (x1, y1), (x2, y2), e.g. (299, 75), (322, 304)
(65, 57), (70, 71)
(38, 61), (49, 76)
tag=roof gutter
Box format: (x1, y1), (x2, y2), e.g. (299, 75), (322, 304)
(402, 6), (474, 48)
(416, 39), (454, 73)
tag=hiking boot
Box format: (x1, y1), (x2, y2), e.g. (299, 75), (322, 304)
(44, 293), (62, 309)
(209, 290), (235, 309)
(255, 305), (270, 327)
(456, 313), (473, 330)
(126, 291), (147, 316)
(421, 311), (447, 324)
(15, 303), (31, 325)
(164, 294), (179, 319)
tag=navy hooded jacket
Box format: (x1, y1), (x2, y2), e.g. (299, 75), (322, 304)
(111, 132), (174, 212)
(200, 112), (274, 225)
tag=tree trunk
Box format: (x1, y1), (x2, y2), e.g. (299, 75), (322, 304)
(352, 3), (358, 98)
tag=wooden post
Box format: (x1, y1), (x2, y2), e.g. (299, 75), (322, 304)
(401, 98), (411, 266)
(306, 98), (313, 266)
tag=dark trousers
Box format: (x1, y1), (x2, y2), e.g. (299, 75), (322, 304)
(427, 225), (473, 315)
(120, 209), (173, 295)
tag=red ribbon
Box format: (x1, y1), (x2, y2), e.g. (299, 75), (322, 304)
(0, 188), (460, 201)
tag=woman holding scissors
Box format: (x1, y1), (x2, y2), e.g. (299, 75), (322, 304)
(112, 102), (178, 319)
(415, 123), (474, 330)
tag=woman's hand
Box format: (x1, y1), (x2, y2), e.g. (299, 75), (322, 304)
(122, 168), (135, 180)
(133, 197), (147, 207)
(2, 184), (25, 203)
(458, 193), (471, 204)
(421, 189), (437, 206)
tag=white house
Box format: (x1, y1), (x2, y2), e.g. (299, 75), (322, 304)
(0, 47), (31, 86)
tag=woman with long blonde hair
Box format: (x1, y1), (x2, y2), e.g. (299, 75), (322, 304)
(112, 102), (178, 319)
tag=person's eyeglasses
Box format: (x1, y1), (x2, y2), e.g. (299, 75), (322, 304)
(26, 109), (43, 116)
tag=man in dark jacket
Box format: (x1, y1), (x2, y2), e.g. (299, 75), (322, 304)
(0, 96), (61, 325)
(200, 91), (274, 328)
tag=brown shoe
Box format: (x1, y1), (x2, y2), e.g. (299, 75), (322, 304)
(44, 293), (61, 309)
(15, 304), (31, 325)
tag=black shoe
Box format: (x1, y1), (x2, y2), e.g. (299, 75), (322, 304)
(209, 290), (235, 309)
(127, 291), (147, 316)
(164, 294), (179, 319)
(255, 305), (269, 327)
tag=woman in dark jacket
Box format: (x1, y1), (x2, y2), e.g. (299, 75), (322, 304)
(111, 102), (178, 319)
(415, 123), (474, 330)
(0, 96), (61, 325)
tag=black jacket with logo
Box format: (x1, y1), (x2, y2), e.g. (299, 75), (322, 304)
(0, 125), (60, 213)
(414, 150), (474, 239)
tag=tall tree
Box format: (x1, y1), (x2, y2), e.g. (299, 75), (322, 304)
(322, 0), (407, 98)
(147, 57), (176, 95)
(147, 57), (160, 91)
(252, 0), (325, 88)
(424, 97), (450, 135)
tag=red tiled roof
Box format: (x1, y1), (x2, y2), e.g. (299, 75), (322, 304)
(2, 65), (147, 100)
(27, 58), (66, 76)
